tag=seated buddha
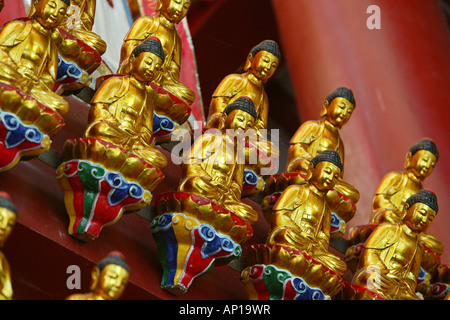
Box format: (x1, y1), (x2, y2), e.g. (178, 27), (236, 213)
(85, 37), (168, 169)
(28, 0), (107, 56)
(0, 192), (17, 300)
(117, 0), (195, 106)
(178, 96), (259, 225)
(267, 150), (348, 277)
(284, 87), (359, 223)
(371, 139), (439, 224)
(66, 251), (130, 300)
(206, 40), (281, 132)
(0, 0), (71, 117)
(370, 139), (442, 260)
(353, 190), (439, 300)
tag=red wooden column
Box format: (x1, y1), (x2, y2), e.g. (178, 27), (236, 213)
(271, 0), (450, 261)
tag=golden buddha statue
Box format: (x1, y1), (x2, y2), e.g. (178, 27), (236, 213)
(370, 139), (443, 263)
(371, 139), (439, 224)
(266, 150), (348, 277)
(0, 192), (17, 300)
(178, 96), (259, 225)
(353, 190), (439, 300)
(286, 87), (353, 169)
(66, 251), (130, 300)
(206, 40), (280, 197)
(206, 40), (280, 131)
(61, 0), (107, 56)
(0, 0), (70, 117)
(29, 0), (107, 56)
(347, 139), (441, 275)
(117, 0), (195, 106)
(277, 87), (359, 232)
(85, 37), (168, 169)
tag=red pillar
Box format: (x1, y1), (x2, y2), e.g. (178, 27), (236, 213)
(0, 0), (26, 26)
(272, 0), (450, 261)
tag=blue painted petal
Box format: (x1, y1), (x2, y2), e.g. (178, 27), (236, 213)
(57, 56), (82, 81)
(153, 112), (175, 133)
(330, 212), (341, 227)
(243, 169), (258, 185)
(199, 224), (237, 259)
(1, 113), (43, 148)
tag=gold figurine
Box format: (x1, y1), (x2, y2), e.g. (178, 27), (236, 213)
(241, 150), (348, 300)
(0, 0), (71, 117)
(66, 251), (130, 300)
(150, 97), (259, 294)
(267, 150), (348, 277)
(118, 0), (195, 106)
(285, 87), (359, 218)
(346, 139), (442, 276)
(206, 40), (280, 131)
(57, 38), (168, 241)
(286, 87), (356, 174)
(85, 37), (168, 169)
(353, 190), (439, 300)
(370, 139), (439, 225)
(372, 138), (443, 275)
(206, 40), (281, 197)
(29, 0), (107, 56)
(263, 87), (359, 237)
(0, 0), (71, 171)
(179, 96), (259, 225)
(0, 192), (17, 300)
(28, 0), (109, 93)
(60, 0), (107, 56)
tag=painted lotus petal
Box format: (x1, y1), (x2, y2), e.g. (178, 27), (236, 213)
(199, 224), (236, 259)
(2, 113), (44, 148)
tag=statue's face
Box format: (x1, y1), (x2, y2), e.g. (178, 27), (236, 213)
(325, 97), (354, 129)
(404, 202), (436, 233)
(160, 0), (191, 23)
(96, 265), (129, 300)
(225, 109), (255, 131)
(132, 51), (163, 83)
(248, 51), (279, 82)
(35, 0), (69, 29)
(407, 150), (437, 181)
(310, 161), (341, 191)
(0, 207), (16, 247)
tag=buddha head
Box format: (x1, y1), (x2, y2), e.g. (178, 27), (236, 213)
(244, 40), (281, 83)
(129, 37), (165, 83)
(90, 251), (130, 300)
(33, 0), (70, 30)
(223, 96), (257, 131)
(0, 192), (17, 248)
(320, 87), (355, 129)
(405, 139), (439, 181)
(307, 150), (343, 192)
(402, 190), (438, 233)
(156, 0), (191, 24)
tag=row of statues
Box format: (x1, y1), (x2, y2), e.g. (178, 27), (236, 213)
(0, 0), (447, 300)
